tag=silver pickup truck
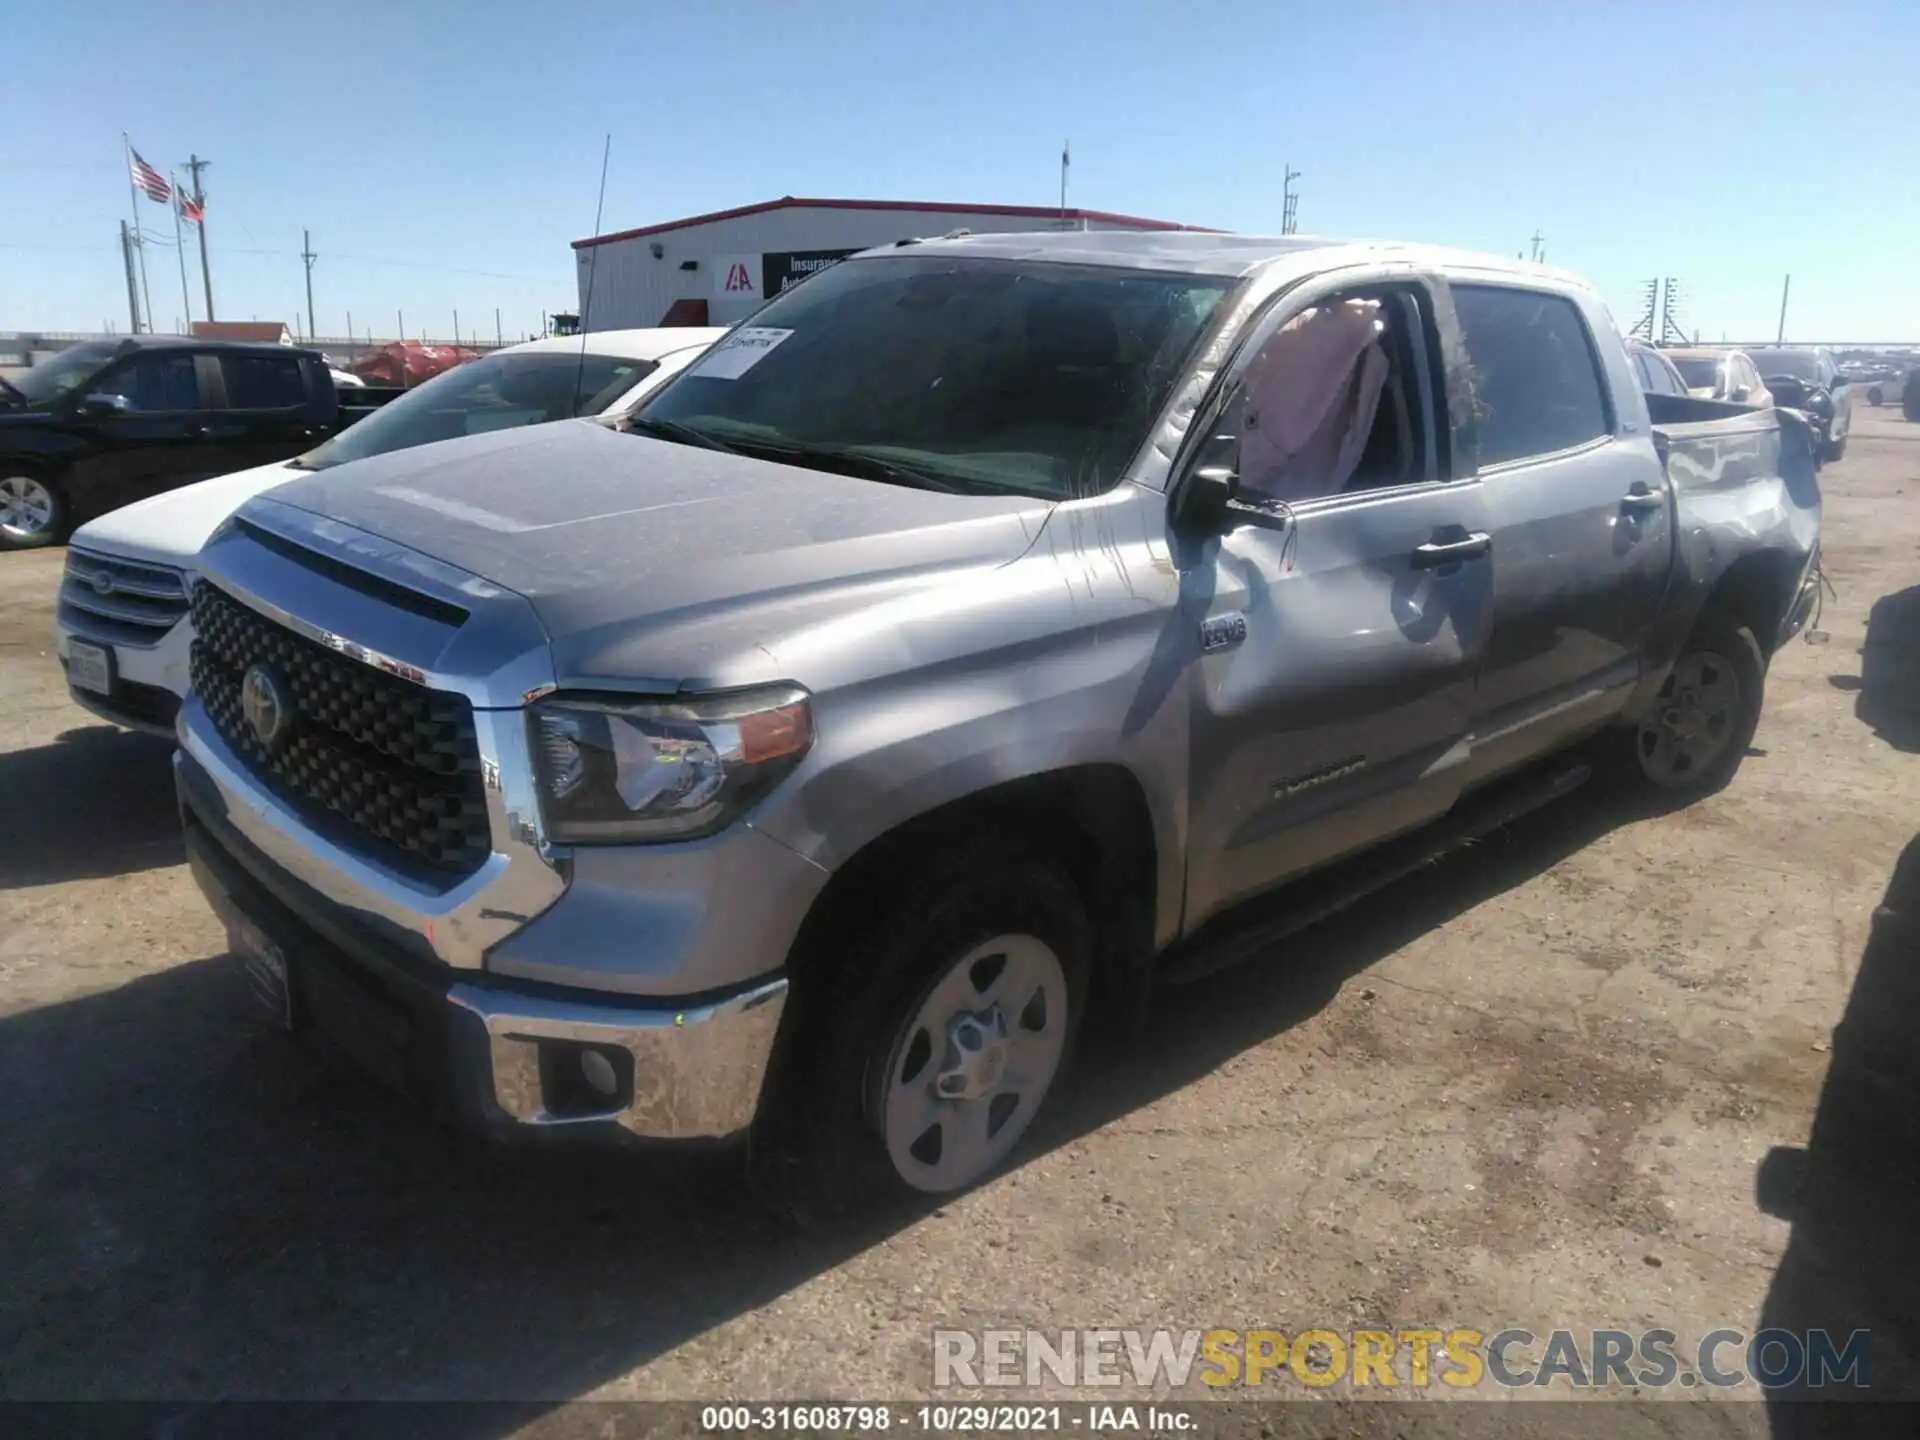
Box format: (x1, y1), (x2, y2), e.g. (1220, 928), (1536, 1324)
(174, 234), (1820, 1220)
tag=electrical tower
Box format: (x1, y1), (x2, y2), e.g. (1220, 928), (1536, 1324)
(1628, 279), (1659, 341)
(1630, 278), (1691, 345)
(1281, 166), (1301, 235)
(1658, 277), (1688, 345)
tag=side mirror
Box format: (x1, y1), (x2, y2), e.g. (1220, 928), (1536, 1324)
(78, 392), (131, 417)
(1171, 433), (1242, 533)
(1730, 385), (1751, 403)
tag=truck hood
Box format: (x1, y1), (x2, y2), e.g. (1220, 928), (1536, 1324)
(260, 420), (1056, 689)
(71, 458), (307, 570)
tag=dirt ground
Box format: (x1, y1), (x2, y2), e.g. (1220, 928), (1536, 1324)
(2, 405), (1917, 1432)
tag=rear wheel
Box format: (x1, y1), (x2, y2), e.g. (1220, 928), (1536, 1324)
(0, 471), (65, 550)
(1867, 386), (1885, 407)
(1633, 619), (1765, 797)
(1823, 435), (1847, 463)
(750, 836), (1090, 1227)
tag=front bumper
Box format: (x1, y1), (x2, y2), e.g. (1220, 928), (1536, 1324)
(178, 748), (789, 1140)
(56, 621), (191, 738)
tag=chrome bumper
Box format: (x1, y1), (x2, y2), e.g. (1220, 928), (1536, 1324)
(179, 746), (788, 1143)
(448, 978), (788, 1137)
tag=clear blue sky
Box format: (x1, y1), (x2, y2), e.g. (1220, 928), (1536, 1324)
(4, 0), (1915, 343)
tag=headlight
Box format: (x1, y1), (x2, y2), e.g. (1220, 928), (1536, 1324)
(529, 685), (814, 844)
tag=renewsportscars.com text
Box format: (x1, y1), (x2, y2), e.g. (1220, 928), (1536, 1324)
(932, 1327), (1872, 1391)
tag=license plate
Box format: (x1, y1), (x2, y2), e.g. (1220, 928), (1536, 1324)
(68, 640), (112, 696)
(229, 913), (296, 1030)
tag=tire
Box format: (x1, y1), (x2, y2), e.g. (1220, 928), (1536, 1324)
(1824, 435), (1847, 463)
(749, 833), (1091, 1228)
(0, 469), (67, 550)
(1867, 387), (1884, 407)
(1632, 617), (1765, 798)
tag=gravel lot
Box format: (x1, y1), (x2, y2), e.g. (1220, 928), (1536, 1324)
(2, 406), (1917, 1429)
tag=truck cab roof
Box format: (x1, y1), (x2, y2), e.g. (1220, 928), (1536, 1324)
(869, 229), (1597, 293)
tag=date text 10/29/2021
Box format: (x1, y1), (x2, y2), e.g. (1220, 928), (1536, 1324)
(700, 1405), (1195, 1432)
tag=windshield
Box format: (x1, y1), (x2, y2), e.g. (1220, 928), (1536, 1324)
(634, 254), (1235, 499)
(297, 350), (659, 470)
(5, 341), (121, 407)
(1672, 357), (1725, 389)
(1748, 350), (1819, 381)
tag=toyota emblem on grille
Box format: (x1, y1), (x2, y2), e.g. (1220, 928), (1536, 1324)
(90, 570), (116, 597)
(241, 664), (293, 749)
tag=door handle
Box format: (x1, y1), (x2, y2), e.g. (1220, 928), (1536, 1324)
(1621, 484), (1666, 511)
(1411, 532), (1491, 568)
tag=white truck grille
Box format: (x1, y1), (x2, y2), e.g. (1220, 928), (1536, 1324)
(58, 548), (192, 647)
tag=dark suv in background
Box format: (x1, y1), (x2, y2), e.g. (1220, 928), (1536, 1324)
(0, 336), (394, 549)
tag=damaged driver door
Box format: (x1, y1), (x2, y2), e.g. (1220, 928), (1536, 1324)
(1179, 274), (1494, 931)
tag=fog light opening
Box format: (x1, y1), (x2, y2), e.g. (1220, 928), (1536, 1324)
(535, 1039), (634, 1118)
(580, 1048), (618, 1098)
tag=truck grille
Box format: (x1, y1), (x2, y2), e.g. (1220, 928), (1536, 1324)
(189, 582), (491, 881)
(60, 549), (190, 647)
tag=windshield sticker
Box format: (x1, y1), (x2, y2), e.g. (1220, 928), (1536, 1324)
(693, 327), (793, 380)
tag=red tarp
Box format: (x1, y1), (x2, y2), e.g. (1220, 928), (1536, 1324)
(349, 341), (481, 387)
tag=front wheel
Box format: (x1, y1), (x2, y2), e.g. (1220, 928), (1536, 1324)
(1633, 619), (1765, 797)
(750, 836), (1090, 1226)
(0, 471), (66, 550)
(1823, 434), (1848, 463)
(1867, 387), (1885, 407)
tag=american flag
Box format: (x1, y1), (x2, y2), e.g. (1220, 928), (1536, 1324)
(177, 188), (203, 225)
(129, 148), (171, 204)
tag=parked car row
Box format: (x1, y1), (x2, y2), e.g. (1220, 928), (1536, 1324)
(1650, 343), (1857, 461)
(0, 336), (408, 550)
(51, 326), (724, 734)
(32, 232), (1825, 1221)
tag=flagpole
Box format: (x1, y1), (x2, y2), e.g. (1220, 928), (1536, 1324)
(122, 132), (151, 332)
(171, 170), (194, 329)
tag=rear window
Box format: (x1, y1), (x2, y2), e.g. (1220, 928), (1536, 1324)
(300, 351), (657, 471)
(222, 354), (308, 409)
(1747, 350), (1818, 381)
(1671, 357), (1724, 389)
(1452, 285), (1610, 467)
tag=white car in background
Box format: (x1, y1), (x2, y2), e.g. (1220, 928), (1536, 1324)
(56, 326), (726, 735)
(1663, 347), (1775, 409)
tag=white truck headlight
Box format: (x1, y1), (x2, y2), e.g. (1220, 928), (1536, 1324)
(529, 686), (813, 843)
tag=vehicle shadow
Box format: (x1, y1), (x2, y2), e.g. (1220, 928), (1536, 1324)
(1841, 585), (1920, 753)
(1757, 833), (1920, 1434)
(0, 779), (1664, 1422)
(0, 725), (182, 889)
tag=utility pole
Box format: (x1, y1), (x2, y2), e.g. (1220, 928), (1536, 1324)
(301, 230), (317, 342)
(1281, 166), (1302, 235)
(1059, 140), (1069, 220)
(119, 221), (143, 335)
(1776, 274), (1791, 345)
(453, 309), (460, 347)
(397, 309), (404, 344)
(185, 154), (215, 320)
(1528, 230), (1545, 263)
(496, 308), (502, 347)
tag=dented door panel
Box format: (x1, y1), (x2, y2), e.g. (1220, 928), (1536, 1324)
(1182, 480), (1493, 929)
